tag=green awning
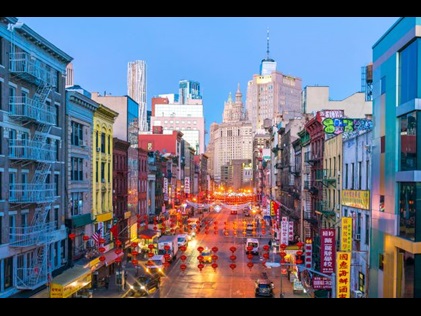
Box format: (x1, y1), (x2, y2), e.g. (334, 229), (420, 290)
(71, 214), (94, 228)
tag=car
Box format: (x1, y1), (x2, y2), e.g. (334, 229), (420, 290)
(255, 273), (274, 298)
(230, 209), (238, 215)
(201, 247), (213, 263)
(127, 273), (161, 297)
(177, 234), (189, 248)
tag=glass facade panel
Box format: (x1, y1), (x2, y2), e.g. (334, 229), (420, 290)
(399, 182), (421, 241)
(399, 39), (418, 104)
(400, 112), (417, 171)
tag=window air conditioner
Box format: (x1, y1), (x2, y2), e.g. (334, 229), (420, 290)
(351, 290), (363, 298)
(355, 233), (361, 241)
(96, 147), (101, 152)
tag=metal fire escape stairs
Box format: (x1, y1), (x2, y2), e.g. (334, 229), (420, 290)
(7, 24), (57, 289)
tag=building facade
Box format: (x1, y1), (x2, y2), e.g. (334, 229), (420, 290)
(0, 17), (72, 297)
(370, 17), (421, 298)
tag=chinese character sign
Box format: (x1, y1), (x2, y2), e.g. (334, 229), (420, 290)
(184, 177), (190, 194)
(340, 217), (353, 252)
(336, 252), (351, 298)
(163, 178), (168, 194)
(320, 228), (336, 274)
(280, 217), (289, 245)
(304, 238), (313, 269)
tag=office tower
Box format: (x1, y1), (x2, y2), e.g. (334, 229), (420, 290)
(128, 60), (147, 132)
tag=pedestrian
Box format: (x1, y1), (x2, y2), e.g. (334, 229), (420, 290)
(104, 276), (109, 290)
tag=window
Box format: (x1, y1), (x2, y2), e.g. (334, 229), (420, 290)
(0, 216), (2, 244)
(9, 86), (16, 113)
(358, 161), (362, 190)
(101, 133), (105, 153)
(0, 37), (3, 66)
(345, 164), (349, 189)
(9, 214), (16, 242)
(351, 163), (355, 190)
(70, 192), (83, 216)
(365, 214), (369, 245)
(0, 82), (3, 110)
(4, 257), (13, 289)
(71, 157), (83, 181)
(54, 174), (59, 196)
(366, 160), (370, 190)
(71, 121), (84, 146)
(0, 171), (2, 200)
(398, 182), (419, 241)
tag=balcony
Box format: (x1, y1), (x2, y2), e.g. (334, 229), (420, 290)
(9, 52), (57, 87)
(9, 139), (56, 163)
(9, 221), (56, 247)
(8, 96), (57, 125)
(9, 183), (56, 203)
(315, 169), (337, 188)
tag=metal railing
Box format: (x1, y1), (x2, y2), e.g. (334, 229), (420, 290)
(9, 221), (56, 247)
(9, 52), (57, 87)
(9, 183), (56, 203)
(9, 96), (57, 125)
(9, 139), (56, 162)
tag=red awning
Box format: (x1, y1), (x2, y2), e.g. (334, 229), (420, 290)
(139, 228), (159, 239)
(100, 249), (124, 267)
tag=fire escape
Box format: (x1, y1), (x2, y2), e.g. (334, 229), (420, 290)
(7, 45), (58, 289)
(315, 169), (336, 218)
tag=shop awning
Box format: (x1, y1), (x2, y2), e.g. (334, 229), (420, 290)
(100, 249), (124, 267)
(49, 265), (91, 298)
(139, 228), (159, 239)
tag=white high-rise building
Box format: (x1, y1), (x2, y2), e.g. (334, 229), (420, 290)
(128, 60), (148, 132)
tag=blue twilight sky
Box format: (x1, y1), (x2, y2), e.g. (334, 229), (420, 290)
(17, 17), (398, 145)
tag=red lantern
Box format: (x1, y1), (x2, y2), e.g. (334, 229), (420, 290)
(115, 248), (122, 255)
(211, 263), (218, 270)
(280, 251), (286, 257)
(99, 255), (106, 262)
(229, 255), (237, 262)
(197, 255), (204, 262)
(211, 246), (219, 253)
(180, 263), (187, 271)
(263, 252), (270, 259)
(148, 244), (155, 250)
(153, 226), (157, 230)
(82, 235), (90, 241)
(197, 246), (204, 253)
(296, 250), (303, 256)
(230, 246), (237, 253)
(211, 254), (218, 262)
(280, 243), (287, 250)
(247, 262), (254, 270)
(99, 238), (105, 244)
(214, 230), (218, 235)
(247, 246), (253, 252)
(224, 231), (229, 236)
(131, 250), (138, 256)
(261, 229), (266, 235)
(198, 263), (205, 271)
(148, 252), (154, 258)
(205, 230), (209, 235)
(115, 239), (122, 247)
(98, 247), (106, 253)
(263, 244), (270, 252)
(147, 260), (154, 267)
(247, 253), (253, 260)
(164, 254), (171, 261)
(131, 259), (138, 265)
(115, 256), (122, 263)
(296, 241), (304, 249)
(214, 221), (218, 225)
(229, 263), (237, 271)
(131, 242), (138, 248)
(68, 233), (76, 240)
(180, 254), (187, 261)
(296, 258), (303, 264)
(179, 245), (187, 252)
(164, 261), (170, 268)
(164, 245), (170, 251)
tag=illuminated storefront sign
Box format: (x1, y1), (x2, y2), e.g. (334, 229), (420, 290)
(336, 252), (351, 298)
(304, 238), (312, 269)
(340, 217), (353, 252)
(341, 190), (370, 210)
(320, 228), (336, 275)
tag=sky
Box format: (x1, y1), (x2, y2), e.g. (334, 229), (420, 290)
(16, 17), (399, 144)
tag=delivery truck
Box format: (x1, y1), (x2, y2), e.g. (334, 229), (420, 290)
(157, 235), (178, 263)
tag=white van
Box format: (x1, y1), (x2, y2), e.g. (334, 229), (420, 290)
(245, 238), (259, 255)
(177, 234), (189, 248)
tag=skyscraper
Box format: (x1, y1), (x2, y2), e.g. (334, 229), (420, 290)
(128, 60), (147, 132)
(246, 30), (302, 132)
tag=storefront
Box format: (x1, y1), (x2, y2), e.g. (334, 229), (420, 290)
(138, 229), (160, 255)
(90, 249), (124, 289)
(49, 265), (92, 298)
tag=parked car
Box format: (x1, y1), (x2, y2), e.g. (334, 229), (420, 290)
(127, 273), (161, 297)
(255, 273), (274, 298)
(201, 247), (213, 263)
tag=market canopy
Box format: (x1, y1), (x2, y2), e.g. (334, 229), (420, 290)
(139, 228), (159, 239)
